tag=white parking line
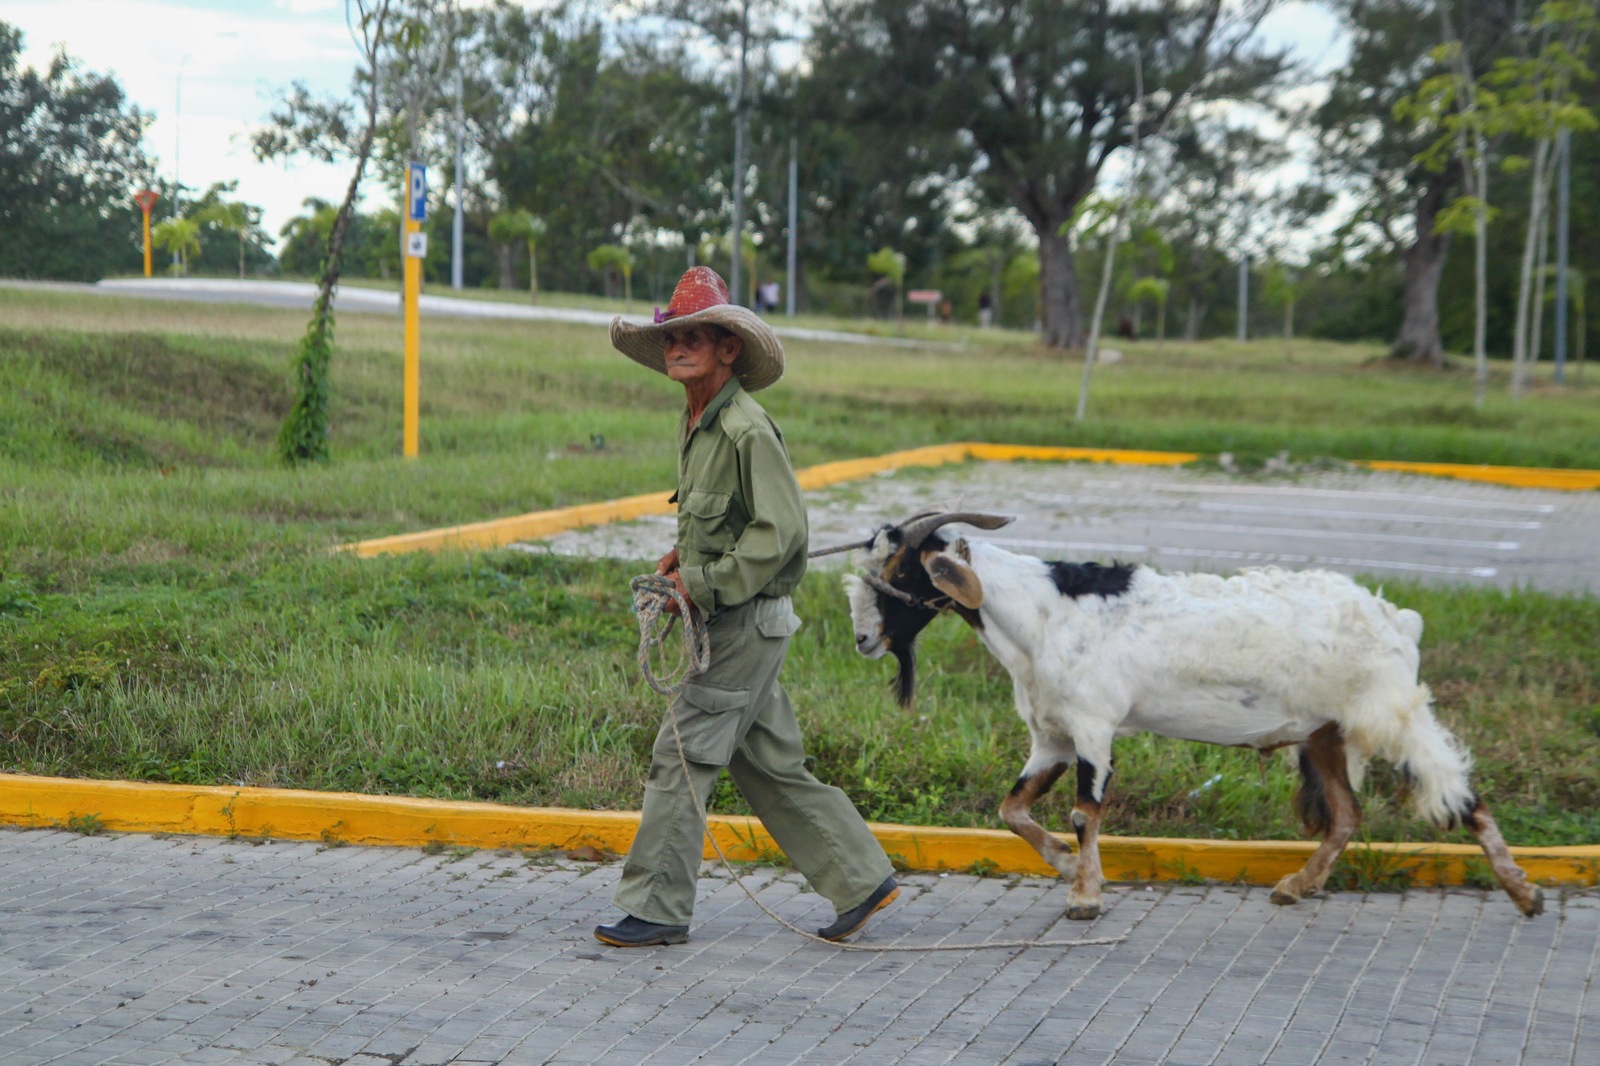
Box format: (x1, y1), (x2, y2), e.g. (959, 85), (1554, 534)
(1077, 478), (1559, 513)
(989, 538), (1499, 579)
(1192, 502), (1543, 530)
(1159, 521), (1519, 551)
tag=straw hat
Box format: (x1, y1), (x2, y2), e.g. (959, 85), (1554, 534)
(610, 266), (785, 392)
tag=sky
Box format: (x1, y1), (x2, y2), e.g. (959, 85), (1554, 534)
(7, 0), (1350, 253)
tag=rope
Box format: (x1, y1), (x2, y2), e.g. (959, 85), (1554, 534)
(630, 574), (710, 697)
(629, 574), (1125, 953)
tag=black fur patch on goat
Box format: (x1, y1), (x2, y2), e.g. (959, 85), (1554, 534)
(875, 532), (954, 707)
(1048, 560), (1136, 599)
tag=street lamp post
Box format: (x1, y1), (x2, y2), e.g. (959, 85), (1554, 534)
(172, 54), (188, 275)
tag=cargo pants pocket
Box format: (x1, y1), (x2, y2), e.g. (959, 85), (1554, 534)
(657, 681), (750, 766)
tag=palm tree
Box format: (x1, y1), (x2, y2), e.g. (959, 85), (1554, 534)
(587, 243), (635, 308)
(152, 218), (201, 277)
(867, 246), (906, 326)
(199, 201), (256, 278)
(489, 210), (548, 303)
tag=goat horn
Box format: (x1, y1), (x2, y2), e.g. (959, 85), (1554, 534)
(899, 511), (1014, 549)
(807, 538), (874, 558)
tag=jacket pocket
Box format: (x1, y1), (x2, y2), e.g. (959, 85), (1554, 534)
(678, 490), (738, 554)
(754, 597), (802, 639)
(658, 681), (749, 765)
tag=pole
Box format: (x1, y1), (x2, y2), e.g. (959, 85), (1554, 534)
(786, 135), (797, 317)
(142, 209), (153, 277)
(729, 0), (749, 306)
(404, 162), (426, 459)
(172, 55), (187, 275)
(1237, 257), (1249, 343)
(405, 219), (421, 458)
(1553, 128), (1571, 384)
(452, 67), (465, 291)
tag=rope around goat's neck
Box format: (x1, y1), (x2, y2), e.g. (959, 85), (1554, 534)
(628, 574), (1124, 953)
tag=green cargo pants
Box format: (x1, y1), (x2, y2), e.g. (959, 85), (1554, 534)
(613, 595), (894, 927)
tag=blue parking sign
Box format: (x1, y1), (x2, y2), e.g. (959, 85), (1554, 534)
(408, 162), (427, 222)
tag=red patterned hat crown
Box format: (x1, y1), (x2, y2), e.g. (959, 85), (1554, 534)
(655, 266), (732, 323)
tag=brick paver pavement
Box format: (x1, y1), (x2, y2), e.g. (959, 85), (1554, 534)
(3, 827), (1593, 1065)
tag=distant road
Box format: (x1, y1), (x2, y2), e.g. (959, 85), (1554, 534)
(3, 277), (951, 350)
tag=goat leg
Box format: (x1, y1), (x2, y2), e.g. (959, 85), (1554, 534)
(1000, 760), (1077, 880)
(1273, 725), (1360, 905)
(1464, 800), (1545, 917)
(1067, 754), (1112, 920)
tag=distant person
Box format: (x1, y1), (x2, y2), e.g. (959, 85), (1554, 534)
(760, 279), (781, 314)
(1117, 315), (1136, 341)
(978, 292), (994, 329)
(594, 266), (899, 948)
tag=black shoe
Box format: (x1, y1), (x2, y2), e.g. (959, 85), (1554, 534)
(817, 877), (900, 942)
(594, 915), (690, 947)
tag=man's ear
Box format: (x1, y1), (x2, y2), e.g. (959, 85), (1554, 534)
(717, 331), (744, 366)
(921, 548), (984, 609)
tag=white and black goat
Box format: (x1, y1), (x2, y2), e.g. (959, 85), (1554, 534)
(842, 510), (1544, 920)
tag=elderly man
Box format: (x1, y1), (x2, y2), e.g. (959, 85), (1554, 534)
(595, 266), (898, 948)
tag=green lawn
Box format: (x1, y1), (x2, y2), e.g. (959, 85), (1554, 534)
(2, 285), (1597, 850)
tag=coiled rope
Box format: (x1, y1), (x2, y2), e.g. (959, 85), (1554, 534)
(628, 573), (1125, 953)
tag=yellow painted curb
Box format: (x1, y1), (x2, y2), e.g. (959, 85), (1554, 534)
(340, 443), (1597, 559)
(1357, 460), (1600, 492)
(5, 775), (1596, 888)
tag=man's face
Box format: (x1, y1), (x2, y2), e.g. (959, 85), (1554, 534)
(662, 324), (742, 388)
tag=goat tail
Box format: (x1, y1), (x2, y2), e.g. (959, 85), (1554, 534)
(1349, 682), (1477, 829)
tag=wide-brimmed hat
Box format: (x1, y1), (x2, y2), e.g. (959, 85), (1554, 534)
(610, 266), (785, 392)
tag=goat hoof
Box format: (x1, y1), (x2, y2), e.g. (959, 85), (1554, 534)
(1065, 903), (1100, 921)
(1520, 887), (1545, 917)
(1269, 887), (1300, 906)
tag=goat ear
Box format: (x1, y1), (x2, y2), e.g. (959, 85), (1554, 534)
(922, 549), (984, 609)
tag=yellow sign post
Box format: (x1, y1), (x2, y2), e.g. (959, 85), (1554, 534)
(133, 190), (159, 277)
(403, 162), (427, 459)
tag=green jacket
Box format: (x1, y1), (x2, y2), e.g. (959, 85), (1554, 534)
(674, 377), (808, 615)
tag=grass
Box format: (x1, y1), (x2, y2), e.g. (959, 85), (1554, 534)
(2, 285), (1598, 849)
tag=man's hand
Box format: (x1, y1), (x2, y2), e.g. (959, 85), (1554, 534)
(661, 568), (692, 617)
(656, 548), (691, 616)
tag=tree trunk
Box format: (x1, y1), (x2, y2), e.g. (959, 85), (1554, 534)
(1183, 297), (1206, 341)
(1037, 222), (1084, 348)
(497, 243), (515, 290)
(1390, 178), (1453, 367)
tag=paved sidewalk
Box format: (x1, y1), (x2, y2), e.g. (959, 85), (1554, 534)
(4, 828), (1593, 1065)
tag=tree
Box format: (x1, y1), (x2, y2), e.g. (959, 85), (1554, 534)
(1487, 1), (1597, 397)
(0, 22), (156, 281)
(151, 217), (200, 277)
(1317, 0), (1520, 368)
(587, 243), (635, 306)
(866, 246), (906, 325)
(1262, 261), (1306, 360)
(489, 210), (548, 302)
(641, 0), (797, 304)
(192, 185), (265, 279)
(810, 0), (1290, 348)
(1128, 277), (1172, 354)
(256, 0), (394, 465)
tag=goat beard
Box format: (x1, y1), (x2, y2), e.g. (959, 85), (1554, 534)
(892, 642), (917, 708)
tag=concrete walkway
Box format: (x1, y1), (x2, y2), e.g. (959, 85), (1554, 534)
(5, 827), (1593, 1065)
